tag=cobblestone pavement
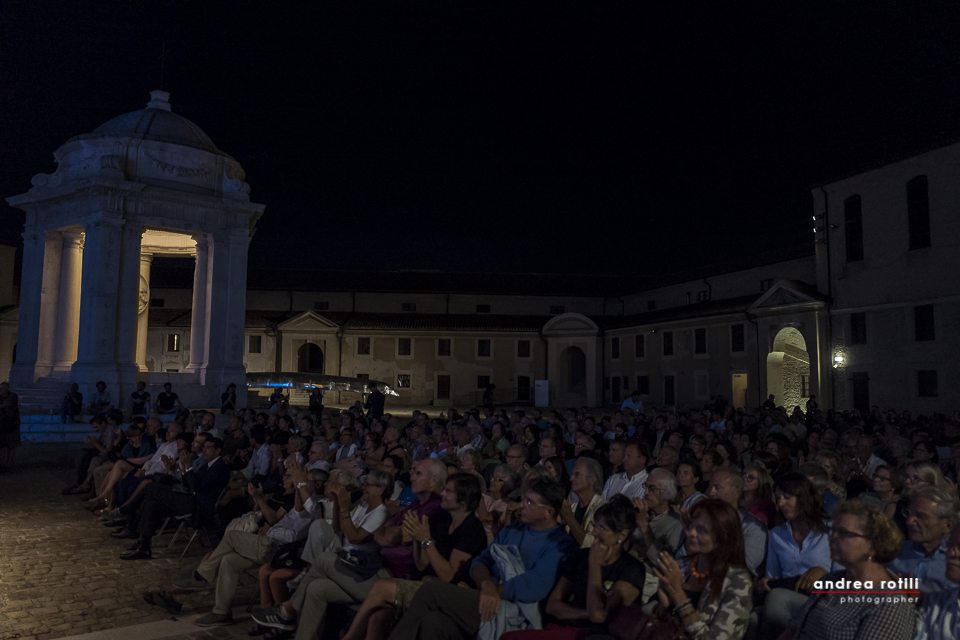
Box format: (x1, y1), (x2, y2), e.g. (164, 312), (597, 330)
(0, 448), (257, 640)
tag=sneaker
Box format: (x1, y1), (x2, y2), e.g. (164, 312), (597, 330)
(173, 572), (209, 591)
(195, 612), (234, 627)
(251, 605), (296, 630)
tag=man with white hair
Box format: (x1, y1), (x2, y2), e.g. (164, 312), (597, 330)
(634, 468), (683, 563)
(886, 485), (958, 593)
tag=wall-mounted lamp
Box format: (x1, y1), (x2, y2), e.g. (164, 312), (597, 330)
(833, 354), (844, 368)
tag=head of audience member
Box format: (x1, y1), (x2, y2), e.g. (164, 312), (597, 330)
(573, 434), (596, 458)
(607, 439), (626, 469)
(677, 461), (702, 495)
(593, 494), (637, 549)
(906, 485), (959, 553)
(287, 435), (306, 456)
(684, 499), (748, 598)
(714, 440), (738, 467)
(326, 469), (357, 495)
(202, 437), (223, 462)
(520, 478), (566, 529)
(946, 522), (960, 585)
(871, 464), (900, 500)
(125, 424), (142, 446)
(774, 472), (828, 530)
(308, 469), (328, 495)
(501, 444), (523, 472)
(409, 459), (448, 497)
(643, 468), (678, 515)
(829, 500), (903, 570)
(538, 437), (557, 460)
(706, 468), (743, 510)
(190, 432), (208, 455)
(742, 463), (773, 499)
(623, 442), (649, 478)
(361, 469), (392, 507)
(656, 445), (679, 473)
(380, 454), (404, 480)
(306, 441), (324, 465)
(489, 463), (521, 501)
(752, 450), (779, 477)
(442, 472), (483, 514)
(799, 462), (830, 499)
(164, 422), (181, 442)
(570, 458), (603, 499)
(902, 461), (949, 496)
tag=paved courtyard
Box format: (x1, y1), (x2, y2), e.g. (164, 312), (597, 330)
(0, 444), (259, 640)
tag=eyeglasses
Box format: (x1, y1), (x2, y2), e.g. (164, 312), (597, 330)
(742, 474), (757, 481)
(873, 475), (891, 482)
(521, 496), (548, 508)
(827, 526), (869, 540)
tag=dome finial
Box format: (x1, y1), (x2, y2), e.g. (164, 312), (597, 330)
(146, 90), (171, 111)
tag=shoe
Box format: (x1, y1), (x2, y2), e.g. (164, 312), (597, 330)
(110, 528), (138, 540)
(144, 590), (182, 615)
(251, 606), (296, 631)
(120, 547), (152, 560)
(248, 623), (269, 636)
(62, 485), (86, 495)
(126, 540), (142, 551)
(99, 508), (123, 521)
(85, 498), (107, 512)
(173, 572), (209, 591)
(195, 612), (235, 627)
(104, 519), (128, 528)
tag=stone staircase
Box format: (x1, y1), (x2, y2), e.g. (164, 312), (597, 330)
(15, 378), (71, 413)
(20, 413), (95, 443)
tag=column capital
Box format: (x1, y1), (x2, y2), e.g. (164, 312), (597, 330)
(60, 229), (84, 248)
(139, 251), (154, 264)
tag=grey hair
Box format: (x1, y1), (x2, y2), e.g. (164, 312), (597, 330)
(366, 469), (394, 498)
(423, 458), (449, 489)
(648, 468), (678, 502)
(329, 469), (357, 490)
(508, 444), (528, 459)
(889, 436), (914, 457)
(494, 463), (521, 498)
(911, 485), (960, 523)
(576, 457), (604, 493)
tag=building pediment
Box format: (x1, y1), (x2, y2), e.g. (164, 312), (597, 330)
(277, 310), (340, 332)
(542, 313), (599, 337)
(750, 281), (821, 310)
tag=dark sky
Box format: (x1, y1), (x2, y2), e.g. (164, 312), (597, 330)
(2, 2), (960, 276)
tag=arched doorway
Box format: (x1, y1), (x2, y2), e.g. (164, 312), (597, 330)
(766, 327), (810, 412)
(297, 343), (324, 373)
(558, 346), (587, 405)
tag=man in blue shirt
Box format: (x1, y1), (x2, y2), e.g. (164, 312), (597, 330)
(387, 478), (577, 640)
(886, 485), (957, 593)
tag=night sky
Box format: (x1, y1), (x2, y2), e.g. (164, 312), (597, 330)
(2, 2), (959, 277)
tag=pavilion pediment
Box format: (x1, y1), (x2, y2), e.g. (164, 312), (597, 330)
(278, 310), (340, 332)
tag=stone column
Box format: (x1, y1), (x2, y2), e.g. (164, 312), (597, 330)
(115, 223), (144, 400)
(52, 230), (84, 371)
(201, 231), (250, 394)
(185, 234), (210, 374)
(135, 252), (153, 371)
(71, 216), (125, 397)
(35, 231), (64, 375)
(8, 228), (46, 388)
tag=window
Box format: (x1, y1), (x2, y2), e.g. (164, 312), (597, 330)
(517, 340), (531, 358)
(761, 279), (773, 292)
(401, 302), (417, 312)
(849, 313), (867, 345)
(477, 375), (490, 389)
(166, 334), (180, 353)
(356, 373), (369, 380)
(357, 337), (371, 356)
(731, 324), (745, 353)
(165, 368), (179, 373)
(915, 305), (935, 341)
(697, 290), (709, 302)
(437, 338), (451, 357)
(647, 301), (657, 311)
(248, 335), (262, 354)
(622, 376), (629, 390)
(907, 176), (931, 250)
(694, 328), (707, 355)
(437, 375), (451, 400)
(398, 338), (412, 356)
(550, 305), (565, 315)
(314, 301), (329, 311)
(635, 335), (645, 358)
(150, 298), (164, 308)
(663, 331), (674, 356)
(918, 370), (938, 397)
(611, 337), (620, 359)
(477, 339), (491, 358)
(476, 304), (491, 313)
(637, 375), (650, 395)
(844, 195), (864, 262)
(397, 374), (411, 388)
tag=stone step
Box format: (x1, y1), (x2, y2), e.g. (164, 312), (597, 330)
(20, 417), (93, 443)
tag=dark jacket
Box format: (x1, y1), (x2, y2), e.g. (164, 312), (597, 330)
(185, 457), (230, 528)
(365, 390), (385, 419)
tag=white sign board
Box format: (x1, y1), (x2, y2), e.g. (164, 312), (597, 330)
(534, 380), (549, 407)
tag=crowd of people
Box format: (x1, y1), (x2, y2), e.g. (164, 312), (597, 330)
(58, 383), (960, 640)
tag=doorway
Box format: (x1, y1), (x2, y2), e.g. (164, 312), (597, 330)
(731, 373), (748, 409)
(297, 343), (324, 373)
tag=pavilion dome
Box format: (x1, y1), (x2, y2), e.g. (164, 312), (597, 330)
(69, 90), (230, 157)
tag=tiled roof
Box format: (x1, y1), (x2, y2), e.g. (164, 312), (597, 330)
(598, 294), (760, 330)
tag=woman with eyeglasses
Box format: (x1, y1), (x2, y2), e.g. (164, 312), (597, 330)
(740, 464), (776, 527)
(476, 463), (520, 543)
(857, 464), (901, 514)
(774, 500), (916, 640)
(884, 460), (949, 538)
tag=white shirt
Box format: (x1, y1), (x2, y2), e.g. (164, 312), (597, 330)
(142, 441), (178, 476)
(602, 468), (648, 501)
(343, 502), (389, 553)
(621, 398), (643, 413)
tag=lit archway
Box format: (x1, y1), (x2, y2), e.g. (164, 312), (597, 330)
(766, 327), (810, 412)
(297, 343), (324, 373)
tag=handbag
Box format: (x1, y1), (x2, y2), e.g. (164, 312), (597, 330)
(270, 540), (307, 571)
(608, 603), (687, 640)
(225, 511), (261, 534)
(337, 548), (384, 581)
